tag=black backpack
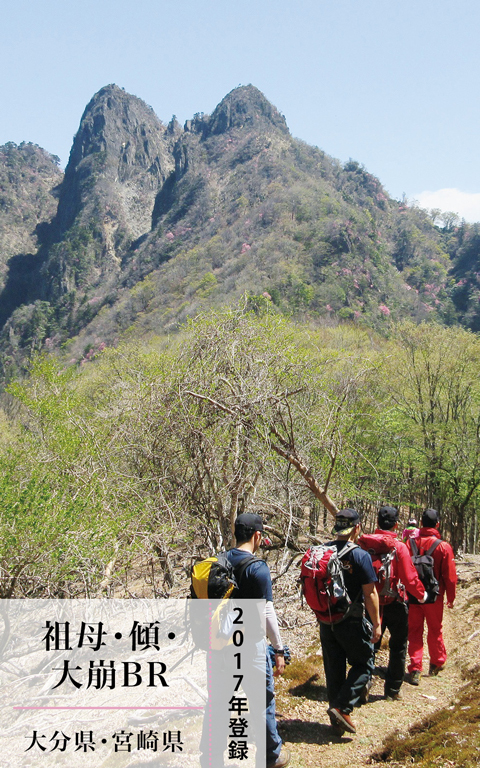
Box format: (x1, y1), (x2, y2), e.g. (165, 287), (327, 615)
(408, 538), (441, 604)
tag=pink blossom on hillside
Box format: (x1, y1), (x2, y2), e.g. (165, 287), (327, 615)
(166, 231), (175, 241)
(241, 243), (251, 254)
(326, 304), (333, 312)
(354, 310), (361, 319)
(379, 304), (391, 316)
(262, 292), (272, 300)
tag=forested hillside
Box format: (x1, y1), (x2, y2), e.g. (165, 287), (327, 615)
(1, 308), (478, 600)
(1, 84), (479, 382)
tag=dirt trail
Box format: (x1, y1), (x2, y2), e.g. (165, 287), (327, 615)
(272, 555), (480, 768)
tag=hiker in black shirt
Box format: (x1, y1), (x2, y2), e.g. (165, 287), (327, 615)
(200, 513), (290, 768)
(320, 509), (381, 735)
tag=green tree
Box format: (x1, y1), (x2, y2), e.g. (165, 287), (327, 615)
(388, 322), (480, 550)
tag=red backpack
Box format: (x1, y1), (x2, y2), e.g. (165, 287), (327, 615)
(300, 542), (359, 624)
(358, 533), (403, 605)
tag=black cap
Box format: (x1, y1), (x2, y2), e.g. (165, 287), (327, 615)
(377, 505), (399, 529)
(235, 513), (264, 540)
(333, 508), (360, 535)
(422, 508), (440, 527)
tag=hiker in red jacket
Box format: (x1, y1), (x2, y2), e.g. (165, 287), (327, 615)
(406, 508), (457, 685)
(359, 506), (426, 700)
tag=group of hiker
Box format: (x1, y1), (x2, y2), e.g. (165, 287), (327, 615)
(192, 505), (457, 768)
(309, 505), (457, 737)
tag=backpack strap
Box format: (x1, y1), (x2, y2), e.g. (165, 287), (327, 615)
(425, 539), (442, 557)
(232, 554), (257, 591)
(414, 537), (442, 557)
(335, 542), (363, 617)
(336, 541), (359, 561)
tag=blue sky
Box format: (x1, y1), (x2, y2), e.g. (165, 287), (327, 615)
(2, 0), (480, 219)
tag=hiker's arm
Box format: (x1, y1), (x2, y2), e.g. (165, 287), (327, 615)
(362, 583), (381, 642)
(265, 601), (285, 675)
(440, 544), (457, 605)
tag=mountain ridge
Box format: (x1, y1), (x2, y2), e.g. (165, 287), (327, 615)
(0, 83), (478, 379)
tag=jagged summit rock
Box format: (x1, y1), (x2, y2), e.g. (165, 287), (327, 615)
(206, 85), (289, 137)
(54, 84), (176, 239)
(65, 84), (167, 173)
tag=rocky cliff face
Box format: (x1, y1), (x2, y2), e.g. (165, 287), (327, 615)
(55, 84), (175, 241)
(0, 143), (62, 291)
(35, 85), (180, 304)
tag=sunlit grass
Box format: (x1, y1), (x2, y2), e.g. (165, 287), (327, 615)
(371, 670), (480, 767)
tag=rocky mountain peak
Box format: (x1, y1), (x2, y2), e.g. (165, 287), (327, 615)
(55, 84), (176, 237)
(206, 85), (289, 137)
(66, 84), (163, 169)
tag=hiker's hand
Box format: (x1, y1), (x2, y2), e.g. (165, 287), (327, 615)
(447, 601), (454, 609)
(371, 622), (382, 643)
(274, 654), (285, 676)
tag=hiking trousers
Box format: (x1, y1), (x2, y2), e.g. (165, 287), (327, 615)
(319, 614), (375, 714)
(407, 599), (446, 673)
(374, 600), (408, 696)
